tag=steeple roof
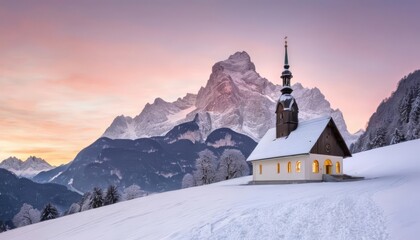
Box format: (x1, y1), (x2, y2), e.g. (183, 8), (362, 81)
(281, 37), (293, 94)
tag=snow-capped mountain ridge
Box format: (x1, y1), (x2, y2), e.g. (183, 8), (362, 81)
(103, 51), (358, 145)
(0, 156), (53, 179)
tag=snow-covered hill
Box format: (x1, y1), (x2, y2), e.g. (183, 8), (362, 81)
(0, 156), (53, 179)
(3, 139), (420, 239)
(103, 51), (358, 145)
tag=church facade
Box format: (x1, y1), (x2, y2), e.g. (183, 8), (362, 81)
(247, 40), (351, 183)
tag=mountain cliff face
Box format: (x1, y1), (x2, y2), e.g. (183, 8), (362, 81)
(0, 156), (53, 179)
(351, 70), (420, 152)
(34, 118), (257, 193)
(102, 51), (357, 145)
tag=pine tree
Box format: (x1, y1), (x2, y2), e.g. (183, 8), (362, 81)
(90, 187), (104, 209)
(104, 185), (120, 205)
(40, 203), (59, 222)
(390, 128), (405, 145)
(0, 221), (7, 232)
(409, 96), (420, 124)
(369, 127), (387, 149)
(399, 86), (417, 124)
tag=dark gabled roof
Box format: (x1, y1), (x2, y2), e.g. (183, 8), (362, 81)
(247, 116), (351, 161)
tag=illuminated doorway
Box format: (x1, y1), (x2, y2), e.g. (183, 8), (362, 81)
(324, 159), (333, 174)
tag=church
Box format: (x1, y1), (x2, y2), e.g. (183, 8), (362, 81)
(247, 40), (352, 183)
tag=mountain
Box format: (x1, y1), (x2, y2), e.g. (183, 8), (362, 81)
(34, 117), (257, 193)
(32, 163), (71, 184)
(0, 169), (81, 225)
(102, 51), (358, 145)
(351, 70), (420, 152)
(0, 156), (53, 178)
(4, 139), (420, 239)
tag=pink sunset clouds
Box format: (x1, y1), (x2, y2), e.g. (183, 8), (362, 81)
(1, 0), (419, 165)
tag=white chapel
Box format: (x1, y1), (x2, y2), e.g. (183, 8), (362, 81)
(247, 40), (352, 183)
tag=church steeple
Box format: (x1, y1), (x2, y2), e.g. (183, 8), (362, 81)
(281, 38), (293, 94)
(276, 37), (299, 138)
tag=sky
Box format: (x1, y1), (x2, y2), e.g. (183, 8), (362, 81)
(1, 0), (419, 165)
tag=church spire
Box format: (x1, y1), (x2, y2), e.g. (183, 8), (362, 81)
(281, 37), (293, 94)
(276, 37), (299, 138)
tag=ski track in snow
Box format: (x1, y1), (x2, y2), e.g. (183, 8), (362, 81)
(170, 194), (388, 240)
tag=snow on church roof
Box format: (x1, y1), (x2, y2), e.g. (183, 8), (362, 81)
(247, 116), (332, 161)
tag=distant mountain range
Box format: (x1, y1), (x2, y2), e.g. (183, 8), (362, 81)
(102, 51), (359, 145)
(352, 70), (420, 152)
(0, 156), (53, 178)
(33, 117), (257, 193)
(0, 168), (81, 225)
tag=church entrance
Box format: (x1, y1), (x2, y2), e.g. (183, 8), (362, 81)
(324, 159), (333, 174)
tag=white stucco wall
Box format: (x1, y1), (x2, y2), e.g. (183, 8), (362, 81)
(252, 154), (344, 181)
(252, 155), (309, 181)
(306, 154), (343, 180)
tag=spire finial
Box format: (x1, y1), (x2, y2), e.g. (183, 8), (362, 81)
(281, 36), (292, 89)
(284, 36), (289, 68)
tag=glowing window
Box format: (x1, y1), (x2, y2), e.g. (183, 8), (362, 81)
(336, 162), (341, 174)
(277, 163), (280, 174)
(312, 160), (319, 173)
(259, 164), (263, 174)
(296, 161), (301, 173)
(287, 162), (292, 173)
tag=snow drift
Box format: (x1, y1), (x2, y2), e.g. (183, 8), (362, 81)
(2, 139), (420, 240)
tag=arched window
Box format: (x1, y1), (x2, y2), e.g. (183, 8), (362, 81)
(336, 162), (341, 174)
(287, 162), (292, 173)
(312, 160), (319, 173)
(259, 164), (263, 174)
(296, 161), (301, 173)
(277, 163), (280, 174)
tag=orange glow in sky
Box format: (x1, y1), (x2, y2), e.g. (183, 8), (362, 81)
(1, 1), (419, 165)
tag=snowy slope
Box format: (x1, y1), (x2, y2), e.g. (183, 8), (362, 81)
(3, 139), (420, 240)
(102, 52), (358, 145)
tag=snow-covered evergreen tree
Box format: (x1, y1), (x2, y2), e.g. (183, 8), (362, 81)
(369, 127), (387, 149)
(40, 203), (59, 222)
(104, 185), (120, 205)
(0, 221), (8, 232)
(193, 149), (217, 185)
(90, 187), (104, 209)
(123, 184), (146, 201)
(390, 128), (406, 145)
(80, 192), (93, 212)
(12, 203), (40, 228)
(409, 96), (420, 124)
(217, 149), (249, 181)
(66, 203), (81, 215)
(181, 173), (195, 188)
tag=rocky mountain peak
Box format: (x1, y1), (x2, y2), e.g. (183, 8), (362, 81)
(102, 51), (358, 145)
(0, 156), (53, 179)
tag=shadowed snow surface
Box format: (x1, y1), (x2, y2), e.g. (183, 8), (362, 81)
(3, 139), (420, 240)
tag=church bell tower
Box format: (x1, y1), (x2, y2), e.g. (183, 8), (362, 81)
(276, 38), (299, 138)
